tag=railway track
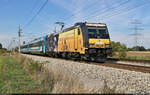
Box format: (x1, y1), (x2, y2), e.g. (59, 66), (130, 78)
(108, 58), (150, 64)
(84, 62), (150, 73)
(24, 54), (150, 73)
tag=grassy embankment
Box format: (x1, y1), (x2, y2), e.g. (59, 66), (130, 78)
(0, 51), (86, 93)
(0, 52), (51, 93)
(0, 51), (120, 94)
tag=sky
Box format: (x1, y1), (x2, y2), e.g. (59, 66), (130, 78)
(0, 0), (150, 49)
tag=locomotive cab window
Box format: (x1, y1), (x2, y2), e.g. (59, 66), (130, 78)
(88, 27), (109, 39)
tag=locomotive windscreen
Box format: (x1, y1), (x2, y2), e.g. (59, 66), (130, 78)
(87, 27), (109, 39)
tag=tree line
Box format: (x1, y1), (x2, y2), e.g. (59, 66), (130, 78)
(111, 41), (150, 52)
(110, 41), (150, 59)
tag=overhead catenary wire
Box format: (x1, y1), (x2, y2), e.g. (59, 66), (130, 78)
(61, 0), (100, 21)
(41, 0), (101, 29)
(29, 0), (41, 15)
(22, 0), (103, 44)
(100, 0), (150, 21)
(23, 0), (49, 29)
(23, 0), (127, 35)
(22, 0), (48, 43)
(83, 0), (131, 21)
(64, 0), (130, 26)
(24, 0), (41, 22)
(79, 0), (150, 22)
(79, 0), (130, 21)
(65, 0), (150, 25)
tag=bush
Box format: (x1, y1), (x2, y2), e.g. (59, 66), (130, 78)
(118, 50), (126, 59)
(131, 46), (146, 51)
(147, 48), (150, 51)
(127, 46), (147, 51)
(0, 43), (2, 49)
(0, 49), (7, 55)
(111, 41), (127, 57)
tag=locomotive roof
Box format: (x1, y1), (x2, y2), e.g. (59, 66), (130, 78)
(62, 22), (106, 33)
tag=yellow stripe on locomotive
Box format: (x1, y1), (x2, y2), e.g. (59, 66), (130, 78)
(89, 39), (110, 48)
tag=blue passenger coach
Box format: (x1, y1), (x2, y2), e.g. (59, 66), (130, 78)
(20, 35), (47, 54)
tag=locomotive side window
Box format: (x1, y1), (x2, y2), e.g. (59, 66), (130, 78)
(78, 29), (80, 35)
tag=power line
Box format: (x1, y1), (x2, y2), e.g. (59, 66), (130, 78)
(22, 0), (48, 43)
(65, 0), (150, 24)
(100, 0), (150, 21)
(83, 0), (130, 21)
(23, 0), (49, 29)
(65, 0), (130, 26)
(30, 0), (41, 15)
(43, 0), (100, 28)
(62, 0), (100, 21)
(24, 0), (41, 22)
(23, 0), (128, 33)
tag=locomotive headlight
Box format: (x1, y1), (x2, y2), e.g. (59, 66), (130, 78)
(89, 44), (95, 47)
(105, 44), (110, 48)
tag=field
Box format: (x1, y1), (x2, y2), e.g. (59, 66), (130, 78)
(125, 51), (150, 60)
(126, 51), (150, 57)
(112, 51), (150, 60)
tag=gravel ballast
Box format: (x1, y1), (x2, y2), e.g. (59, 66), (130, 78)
(23, 54), (150, 94)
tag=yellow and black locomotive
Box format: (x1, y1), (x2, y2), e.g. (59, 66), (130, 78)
(21, 22), (112, 61)
(57, 22), (112, 61)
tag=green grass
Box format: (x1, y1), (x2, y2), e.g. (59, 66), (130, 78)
(0, 56), (45, 93)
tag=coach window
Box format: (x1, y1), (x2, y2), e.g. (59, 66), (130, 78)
(78, 28), (80, 35)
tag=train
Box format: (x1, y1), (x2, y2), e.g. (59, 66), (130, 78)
(21, 22), (112, 61)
